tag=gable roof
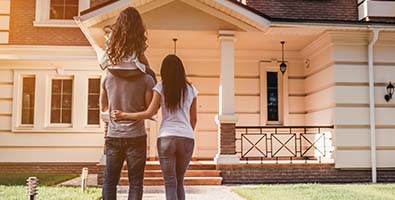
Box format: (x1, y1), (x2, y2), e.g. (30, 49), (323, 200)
(79, 0), (271, 31)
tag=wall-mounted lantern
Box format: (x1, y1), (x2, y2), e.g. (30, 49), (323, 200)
(280, 41), (287, 74)
(384, 82), (394, 102)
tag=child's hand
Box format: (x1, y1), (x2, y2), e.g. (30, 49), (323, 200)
(111, 110), (126, 121)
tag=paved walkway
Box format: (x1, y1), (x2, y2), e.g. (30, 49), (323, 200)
(117, 186), (245, 200)
(60, 174), (245, 200)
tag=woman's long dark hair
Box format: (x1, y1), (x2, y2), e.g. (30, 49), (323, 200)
(161, 55), (190, 113)
(107, 7), (147, 65)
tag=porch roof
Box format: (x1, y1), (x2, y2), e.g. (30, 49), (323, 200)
(77, 0), (271, 30)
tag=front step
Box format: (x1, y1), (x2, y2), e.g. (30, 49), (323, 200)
(120, 161), (222, 186)
(122, 170), (221, 177)
(120, 177), (223, 186)
(123, 162), (217, 170)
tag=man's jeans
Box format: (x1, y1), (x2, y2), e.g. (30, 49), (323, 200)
(157, 136), (194, 200)
(102, 135), (147, 200)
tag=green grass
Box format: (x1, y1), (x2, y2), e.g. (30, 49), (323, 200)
(233, 184), (395, 200)
(0, 185), (102, 200)
(0, 173), (79, 186)
(0, 173), (101, 199)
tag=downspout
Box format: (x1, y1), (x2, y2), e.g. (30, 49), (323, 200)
(368, 27), (380, 183)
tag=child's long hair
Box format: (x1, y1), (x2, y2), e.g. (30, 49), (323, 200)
(107, 7), (147, 65)
(161, 55), (190, 113)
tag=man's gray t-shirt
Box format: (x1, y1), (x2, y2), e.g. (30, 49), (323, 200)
(103, 72), (155, 138)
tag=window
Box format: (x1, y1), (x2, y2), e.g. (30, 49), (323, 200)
(21, 77), (36, 125)
(51, 79), (73, 124)
(267, 72), (279, 122)
(50, 0), (79, 20)
(87, 78), (100, 125)
(34, 0), (89, 27)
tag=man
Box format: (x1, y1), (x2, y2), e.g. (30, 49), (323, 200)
(101, 64), (155, 200)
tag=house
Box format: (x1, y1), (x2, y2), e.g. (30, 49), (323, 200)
(0, 0), (394, 184)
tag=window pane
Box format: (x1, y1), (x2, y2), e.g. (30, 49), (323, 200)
(63, 80), (73, 94)
(88, 78), (101, 125)
(52, 80), (62, 93)
(50, 6), (65, 19)
(51, 109), (61, 123)
(51, 0), (65, 4)
(88, 95), (99, 109)
(88, 110), (100, 125)
(66, 0), (79, 4)
(51, 79), (73, 124)
(64, 6), (78, 20)
(267, 72), (279, 121)
(51, 95), (61, 109)
(50, 0), (79, 20)
(62, 110), (72, 123)
(21, 77), (35, 124)
(62, 95), (72, 108)
(88, 79), (101, 94)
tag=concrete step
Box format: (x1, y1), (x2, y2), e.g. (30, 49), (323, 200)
(122, 162), (217, 170)
(120, 177), (223, 186)
(121, 170), (221, 177)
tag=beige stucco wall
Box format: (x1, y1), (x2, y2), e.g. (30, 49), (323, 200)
(302, 31), (395, 168)
(0, 46), (105, 162)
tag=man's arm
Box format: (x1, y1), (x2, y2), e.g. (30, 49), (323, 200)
(100, 88), (108, 112)
(145, 87), (153, 110)
(112, 92), (161, 121)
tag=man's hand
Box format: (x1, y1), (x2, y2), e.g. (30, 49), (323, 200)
(111, 110), (126, 121)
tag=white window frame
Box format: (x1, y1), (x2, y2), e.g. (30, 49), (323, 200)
(12, 70), (104, 133)
(48, 76), (74, 127)
(34, 0), (90, 27)
(12, 74), (37, 129)
(259, 60), (289, 125)
(86, 76), (102, 128)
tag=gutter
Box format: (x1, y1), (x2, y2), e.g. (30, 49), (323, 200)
(368, 28), (380, 183)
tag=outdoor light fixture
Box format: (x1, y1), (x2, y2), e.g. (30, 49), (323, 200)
(27, 177), (39, 200)
(173, 38), (178, 55)
(280, 41), (287, 74)
(384, 81), (394, 102)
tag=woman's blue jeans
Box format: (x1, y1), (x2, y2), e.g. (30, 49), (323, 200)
(157, 136), (194, 200)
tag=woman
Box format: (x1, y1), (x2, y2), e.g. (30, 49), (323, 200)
(112, 54), (198, 200)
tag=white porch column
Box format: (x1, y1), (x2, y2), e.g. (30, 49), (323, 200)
(214, 30), (239, 165)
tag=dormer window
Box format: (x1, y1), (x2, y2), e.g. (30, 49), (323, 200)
(50, 0), (79, 20)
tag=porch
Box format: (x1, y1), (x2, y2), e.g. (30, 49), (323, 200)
(75, 0), (395, 185)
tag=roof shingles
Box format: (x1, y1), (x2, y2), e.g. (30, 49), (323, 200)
(246, 0), (358, 21)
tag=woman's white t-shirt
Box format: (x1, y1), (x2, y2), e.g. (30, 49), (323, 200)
(153, 82), (198, 139)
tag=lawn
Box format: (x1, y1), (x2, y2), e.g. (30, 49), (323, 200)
(0, 173), (101, 200)
(0, 173), (79, 186)
(233, 184), (395, 200)
(0, 185), (102, 200)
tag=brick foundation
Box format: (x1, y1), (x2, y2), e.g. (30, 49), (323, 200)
(97, 163), (105, 185)
(218, 163), (395, 184)
(218, 123), (236, 155)
(0, 163), (98, 174)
